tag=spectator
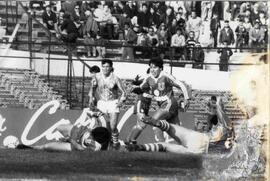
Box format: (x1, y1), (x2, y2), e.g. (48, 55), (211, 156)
(171, 28), (186, 61)
(111, 1), (124, 15)
(118, 11), (132, 40)
(123, 1), (137, 19)
(249, 20), (265, 52)
(61, 1), (76, 16)
(177, 7), (187, 20)
(71, 4), (82, 21)
(186, 10), (202, 41)
(83, 10), (99, 57)
(239, 2), (252, 16)
(122, 23), (137, 61)
(217, 41), (233, 72)
(93, 3), (106, 38)
(251, 3), (260, 25)
(219, 20), (235, 46)
(42, 5), (57, 30)
(147, 27), (159, 46)
(201, 1), (215, 21)
(167, 18), (178, 42)
(229, 2), (241, 21)
(235, 19), (247, 52)
(95, 32), (106, 58)
(175, 12), (186, 33)
(183, 1), (197, 18)
(57, 9), (65, 25)
(243, 16), (252, 45)
(259, 12), (268, 46)
(137, 3), (150, 29)
(81, 1), (95, 13)
(149, 6), (160, 28)
(157, 24), (169, 47)
(199, 21), (214, 48)
(210, 13), (220, 48)
(136, 29), (150, 58)
(160, 7), (174, 28)
(186, 31), (197, 60)
(57, 13), (79, 44)
(192, 43), (205, 69)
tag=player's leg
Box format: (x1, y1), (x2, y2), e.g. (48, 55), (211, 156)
(151, 98), (178, 142)
(151, 109), (172, 142)
(162, 142), (196, 154)
(109, 112), (120, 149)
(126, 98), (150, 143)
(126, 118), (147, 143)
(126, 141), (195, 154)
(34, 142), (72, 151)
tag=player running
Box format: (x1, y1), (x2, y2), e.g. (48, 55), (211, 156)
(130, 58), (191, 142)
(126, 96), (234, 154)
(89, 59), (127, 149)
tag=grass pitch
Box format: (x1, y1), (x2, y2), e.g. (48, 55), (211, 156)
(0, 149), (203, 180)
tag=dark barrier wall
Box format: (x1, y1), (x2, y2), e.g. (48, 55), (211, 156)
(0, 101), (194, 146)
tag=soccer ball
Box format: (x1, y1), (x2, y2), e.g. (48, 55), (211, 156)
(224, 139), (232, 149)
(3, 135), (19, 148)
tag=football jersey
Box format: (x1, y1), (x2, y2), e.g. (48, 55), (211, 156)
(92, 73), (121, 101)
(140, 71), (189, 100)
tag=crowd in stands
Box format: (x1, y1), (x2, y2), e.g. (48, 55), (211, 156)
(27, 1), (268, 66)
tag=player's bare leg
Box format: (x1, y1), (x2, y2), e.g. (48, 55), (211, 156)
(126, 115), (147, 144)
(109, 112), (120, 149)
(151, 109), (173, 142)
(33, 142), (72, 152)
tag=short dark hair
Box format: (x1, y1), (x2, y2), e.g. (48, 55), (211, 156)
(101, 59), (113, 67)
(124, 22), (130, 26)
(149, 57), (163, 69)
(90, 65), (100, 73)
(91, 127), (111, 150)
(210, 96), (217, 101)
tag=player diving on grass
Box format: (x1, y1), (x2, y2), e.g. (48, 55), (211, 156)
(16, 109), (111, 152)
(89, 59), (127, 149)
(126, 96), (235, 154)
(127, 58), (191, 143)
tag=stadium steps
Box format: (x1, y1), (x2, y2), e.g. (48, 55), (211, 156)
(0, 68), (68, 109)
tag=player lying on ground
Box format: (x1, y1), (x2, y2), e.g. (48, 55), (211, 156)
(126, 97), (234, 154)
(129, 57), (192, 143)
(17, 110), (111, 152)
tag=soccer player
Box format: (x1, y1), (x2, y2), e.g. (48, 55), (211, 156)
(89, 59), (127, 149)
(126, 97), (234, 154)
(17, 110), (111, 152)
(132, 58), (191, 142)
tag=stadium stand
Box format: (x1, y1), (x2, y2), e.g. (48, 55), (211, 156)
(0, 68), (68, 109)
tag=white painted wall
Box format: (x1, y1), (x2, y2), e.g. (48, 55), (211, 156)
(1, 50), (231, 91)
